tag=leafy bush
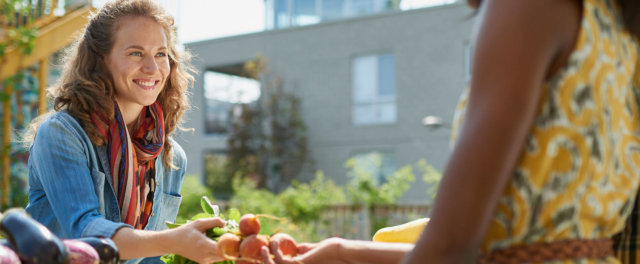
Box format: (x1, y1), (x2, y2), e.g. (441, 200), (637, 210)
(344, 156), (415, 205)
(176, 175), (213, 223)
(176, 159), (441, 243)
(417, 159), (442, 200)
(278, 171), (346, 223)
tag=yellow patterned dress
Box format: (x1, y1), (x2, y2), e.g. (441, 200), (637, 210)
(450, 0), (640, 262)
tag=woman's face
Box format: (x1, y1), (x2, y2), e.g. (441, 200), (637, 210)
(105, 16), (169, 114)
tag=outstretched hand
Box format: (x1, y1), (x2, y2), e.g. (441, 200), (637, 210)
(262, 237), (349, 264)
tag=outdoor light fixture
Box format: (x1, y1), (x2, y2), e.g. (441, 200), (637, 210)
(422, 115), (447, 130)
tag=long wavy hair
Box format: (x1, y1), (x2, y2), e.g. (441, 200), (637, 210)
(29, 0), (194, 168)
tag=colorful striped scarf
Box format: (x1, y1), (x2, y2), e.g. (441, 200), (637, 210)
(91, 102), (164, 229)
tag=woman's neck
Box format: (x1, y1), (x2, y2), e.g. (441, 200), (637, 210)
(115, 100), (144, 132)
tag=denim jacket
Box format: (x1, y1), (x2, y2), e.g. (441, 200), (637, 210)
(25, 111), (186, 263)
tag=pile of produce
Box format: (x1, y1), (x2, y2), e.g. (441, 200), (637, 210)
(0, 208), (119, 264)
(162, 197), (298, 264)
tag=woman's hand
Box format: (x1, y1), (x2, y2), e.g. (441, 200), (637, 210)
(262, 237), (348, 264)
(112, 217), (226, 262)
(166, 217), (226, 264)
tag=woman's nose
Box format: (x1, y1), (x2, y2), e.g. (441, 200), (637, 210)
(142, 56), (158, 74)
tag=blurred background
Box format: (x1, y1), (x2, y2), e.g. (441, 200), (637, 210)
(1, 0), (473, 241)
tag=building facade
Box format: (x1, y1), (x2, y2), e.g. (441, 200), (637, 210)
(177, 2), (474, 202)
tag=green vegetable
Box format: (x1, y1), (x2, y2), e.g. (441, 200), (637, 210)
(201, 196), (219, 216)
(162, 197), (240, 264)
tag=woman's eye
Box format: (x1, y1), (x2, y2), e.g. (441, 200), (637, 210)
(156, 52), (167, 57)
(130, 51), (142, 56)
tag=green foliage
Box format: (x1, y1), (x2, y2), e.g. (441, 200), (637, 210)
(175, 175), (213, 223)
(416, 159), (442, 200)
(344, 157), (440, 236)
(0, 0), (39, 209)
(227, 171), (346, 242)
(0, 0), (38, 58)
(345, 155), (415, 205)
(278, 171), (346, 223)
(196, 151), (441, 244)
(162, 196), (238, 264)
(376, 165), (416, 204)
(8, 27), (37, 55)
(229, 177), (282, 217)
(204, 152), (233, 199)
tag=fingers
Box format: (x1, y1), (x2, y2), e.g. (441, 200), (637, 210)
(191, 217), (226, 232)
(296, 243), (316, 254)
(270, 240), (287, 263)
(262, 246), (276, 264)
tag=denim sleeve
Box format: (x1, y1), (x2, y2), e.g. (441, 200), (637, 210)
(29, 115), (129, 238)
(165, 138), (187, 195)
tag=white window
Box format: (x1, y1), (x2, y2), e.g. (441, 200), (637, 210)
(203, 70), (260, 135)
(351, 151), (397, 185)
(352, 53), (396, 125)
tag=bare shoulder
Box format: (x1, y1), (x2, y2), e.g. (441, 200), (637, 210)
(478, 0), (582, 77)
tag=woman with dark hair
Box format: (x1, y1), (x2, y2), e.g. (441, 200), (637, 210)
(264, 0), (640, 263)
(24, 0), (226, 263)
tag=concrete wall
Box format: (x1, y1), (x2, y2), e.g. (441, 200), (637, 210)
(178, 2), (475, 202)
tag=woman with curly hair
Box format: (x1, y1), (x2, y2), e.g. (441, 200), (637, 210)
(24, 0), (226, 263)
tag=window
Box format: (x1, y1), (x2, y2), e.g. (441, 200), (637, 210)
(266, 0), (399, 29)
(346, 0), (388, 17)
(399, 0), (457, 10)
(351, 151), (397, 185)
(203, 70), (260, 135)
(352, 53), (396, 125)
(293, 0), (320, 26)
(273, 0), (291, 28)
(321, 0), (345, 20)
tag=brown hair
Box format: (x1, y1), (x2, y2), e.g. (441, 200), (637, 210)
(30, 0), (194, 168)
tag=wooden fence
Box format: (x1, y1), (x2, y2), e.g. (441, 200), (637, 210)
(313, 204), (431, 241)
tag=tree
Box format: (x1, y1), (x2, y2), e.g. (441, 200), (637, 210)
(224, 56), (314, 193)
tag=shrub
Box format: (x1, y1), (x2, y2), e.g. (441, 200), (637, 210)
(175, 175), (213, 223)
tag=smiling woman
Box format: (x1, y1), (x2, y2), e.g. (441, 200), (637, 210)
(22, 0), (229, 263)
(105, 16), (170, 129)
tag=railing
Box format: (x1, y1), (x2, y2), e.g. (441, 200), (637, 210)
(0, 0), (93, 209)
(0, 0), (90, 31)
(315, 204), (430, 240)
